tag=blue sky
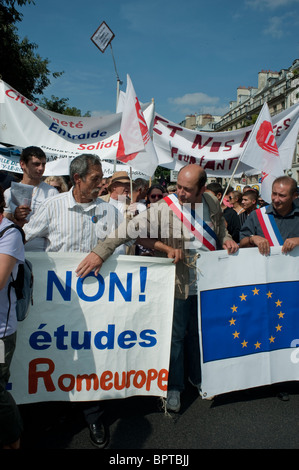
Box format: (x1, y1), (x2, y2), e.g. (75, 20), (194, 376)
(16, 0), (299, 123)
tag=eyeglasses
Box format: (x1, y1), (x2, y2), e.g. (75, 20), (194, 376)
(150, 194), (163, 200)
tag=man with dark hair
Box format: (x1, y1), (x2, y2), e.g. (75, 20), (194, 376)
(240, 176), (299, 255)
(24, 154), (123, 448)
(76, 164), (239, 412)
(239, 189), (258, 226)
(4, 146), (58, 250)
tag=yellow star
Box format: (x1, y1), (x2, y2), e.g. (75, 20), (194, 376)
(240, 293), (247, 301)
(229, 317), (236, 326)
(269, 336), (275, 343)
(233, 331), (240, 339)
(278, 311), (285, 319)
(266, 291), (273, 298)
(252, 287), (259, 295)
(241, 340), (248, 348)
(231, 305), (238, 313)
(254, 341), (261, 349)
(275, 299), (282, 307)
(276, 324), (282, 332)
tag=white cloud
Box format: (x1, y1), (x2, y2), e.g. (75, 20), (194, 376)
(246, 0), (299, 9)
(263, 16), (284, 38)
(169, 92), (219, 107)
(168, 92), (228, 117)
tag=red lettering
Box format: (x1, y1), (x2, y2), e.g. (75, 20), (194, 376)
(146, 369), (158, 391)
(192, 135), (213, 150)
(240, 130), (251, 148)
(157, 369), (168, 391)
(167, 124), (183, 138)
(224, 140), (234, 151)
(210, 142), (221, 152)
(58, 374), (75, 392)
(283, 118), (290, 130)
(28, 358), (56, 394)
(100, 371), (113, 390)
(204, 160), (216, 171)
(153, 115), (169, 135)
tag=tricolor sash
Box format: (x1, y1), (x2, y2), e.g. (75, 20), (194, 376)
(163, 193), (217, 251)
(256, 206), (284, 246)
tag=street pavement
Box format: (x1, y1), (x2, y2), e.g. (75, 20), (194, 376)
(18, 379), (299, 451)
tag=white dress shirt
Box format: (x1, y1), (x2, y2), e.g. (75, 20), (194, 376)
(24, 188), (123, 253)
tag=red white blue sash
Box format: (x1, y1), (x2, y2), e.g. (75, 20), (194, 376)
(163, 193), (217, 251)
(256, 206), (284, 246)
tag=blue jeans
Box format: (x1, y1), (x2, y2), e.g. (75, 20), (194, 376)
(168, 295), (201, 392)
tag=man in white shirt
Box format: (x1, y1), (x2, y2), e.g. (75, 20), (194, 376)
(24, 154), (121, 449)
(4, 146), (58, 251)
(100, 170), (131, 217)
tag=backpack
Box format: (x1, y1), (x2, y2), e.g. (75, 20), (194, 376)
(0, 223), (33, 322)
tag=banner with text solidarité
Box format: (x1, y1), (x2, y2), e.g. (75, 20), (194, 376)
(9, 253), (175, 404)
(197, 246), (299, 399)
(0, 80), (154, 176)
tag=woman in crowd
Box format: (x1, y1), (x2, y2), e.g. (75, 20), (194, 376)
(227, 190), (245, 215)
(146, 184), (165, 207)
(44, 176), (68, 193)
(0, 186), (25, 449)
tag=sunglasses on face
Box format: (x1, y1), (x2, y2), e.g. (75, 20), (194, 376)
(150, 194), (163, 200)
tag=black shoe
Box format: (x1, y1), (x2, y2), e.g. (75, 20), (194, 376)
(277, 392), (290, 401)
(88, 419), (109, 448)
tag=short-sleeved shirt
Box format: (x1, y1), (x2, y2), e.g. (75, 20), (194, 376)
(240, 203), (299, 241)
(0, 217), (25, 337)
(4, 181), (58, 251)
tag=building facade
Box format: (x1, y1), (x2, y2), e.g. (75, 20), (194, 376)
(214, 59), (299, 185)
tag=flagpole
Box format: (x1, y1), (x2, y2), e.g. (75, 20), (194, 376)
(110, 43), (122, 172)
(220, 158), (242, 203)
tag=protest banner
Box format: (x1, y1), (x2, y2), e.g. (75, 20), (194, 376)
(153, 103), (299, 176)
(9, 253), (175, 404)
(1, 79), (298, 178)
(0, 80), (154, 175)
(197, 246), (299, 398)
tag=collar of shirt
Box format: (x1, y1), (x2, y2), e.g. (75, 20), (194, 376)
(68, 188), (99, 212)
(266, 202), (299, 218)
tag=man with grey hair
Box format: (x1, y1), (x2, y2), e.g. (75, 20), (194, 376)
(23, 153), (122, 448)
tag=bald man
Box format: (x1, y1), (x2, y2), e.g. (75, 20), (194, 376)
(76, 165), (238, 411)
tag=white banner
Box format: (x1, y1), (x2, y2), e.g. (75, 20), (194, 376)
(0, 80), (154, 176)
(1, 78), (298, 178)
(9, 253), (175, 404)
(153, 103), (299, 176)
(197, 247), (299, 398)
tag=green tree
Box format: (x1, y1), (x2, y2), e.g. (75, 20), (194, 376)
(0, 0), (63, 100)
(37, 95), (91, 117)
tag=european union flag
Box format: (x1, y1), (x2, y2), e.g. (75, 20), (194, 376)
(200, 281), (299, 363)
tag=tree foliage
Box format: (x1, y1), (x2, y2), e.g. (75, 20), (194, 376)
(0, 0), (63, 100)
(37, 95), (91, 117)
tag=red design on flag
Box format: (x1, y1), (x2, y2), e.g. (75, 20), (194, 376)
(117, 98), (150, 163)
(256, 121), (279, 156)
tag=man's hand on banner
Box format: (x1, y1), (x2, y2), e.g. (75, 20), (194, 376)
(222, 240), (239, 254)
(139, 238), (183, 264)
(76, 252), (104, 278)
(281, 237), (299, 254)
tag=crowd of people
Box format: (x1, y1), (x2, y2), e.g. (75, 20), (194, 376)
(0, 146), (299, 449)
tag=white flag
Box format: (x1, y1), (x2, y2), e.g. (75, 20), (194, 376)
(116, 75), (158, 177)
(240, 103), (284, 203)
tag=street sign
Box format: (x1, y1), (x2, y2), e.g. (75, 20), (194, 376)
(91, 21), (115, 53)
